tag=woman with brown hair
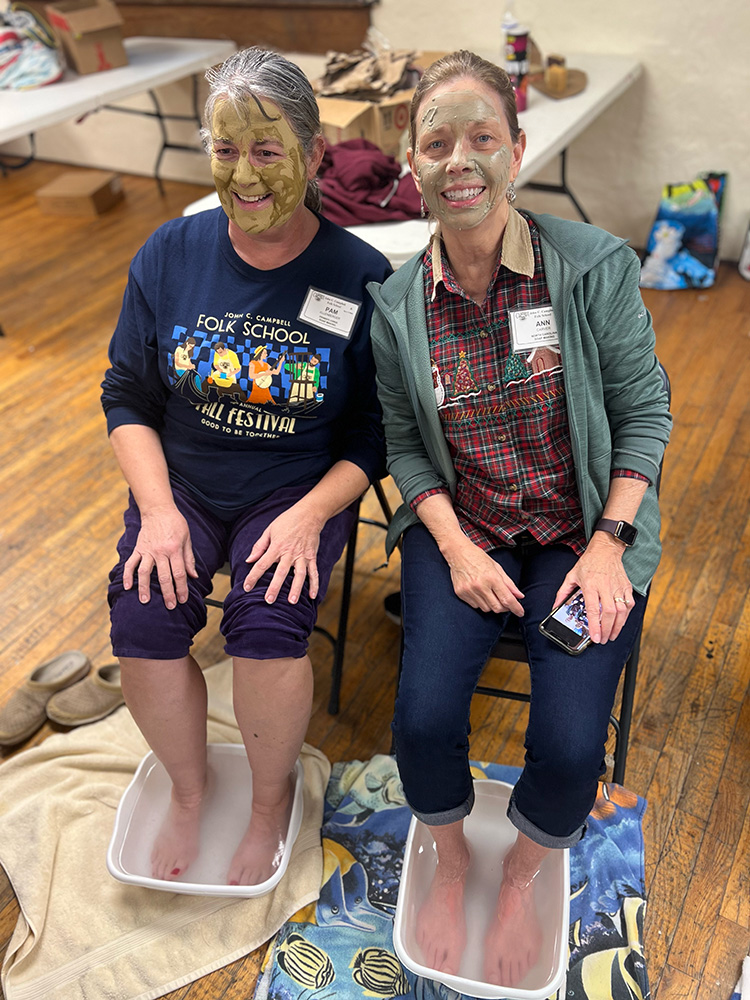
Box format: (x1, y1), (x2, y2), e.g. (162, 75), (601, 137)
(369, 50), (670, 986)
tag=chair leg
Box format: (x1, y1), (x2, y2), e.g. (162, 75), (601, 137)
(389, 627), (404, 756)
(327, 512), (360, 715)
(326, 484), (392, 716)
(372, 478), (394, 523)
(611, 632), (641, 785)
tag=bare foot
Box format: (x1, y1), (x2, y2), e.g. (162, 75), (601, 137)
(151, 785), (205, 881)
(482, 875), (543, 987)
(416, 841), (470, 975)
(227, 774), (294, 885)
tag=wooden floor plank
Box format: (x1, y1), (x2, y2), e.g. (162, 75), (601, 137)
(644, 809), (704, 986)
(720, 798), (750, 929)
(705, 775), (750, 851)
(636, 639), (699, 753)
(717, 586), (750, 704)
(678, 696), (742, 825)
(666, 834), (736, 980)
(655, 965), (699, 1000)
(722, 693), (750, 789)
(641, 747), (694, 901)
(694, 917), (750, 1000)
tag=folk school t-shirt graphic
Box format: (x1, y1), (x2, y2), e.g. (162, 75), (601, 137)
(101, 208), (390, 515)
(168, 306), (333, 441)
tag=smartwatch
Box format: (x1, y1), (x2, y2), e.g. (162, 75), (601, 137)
(595, 518), (638, 547)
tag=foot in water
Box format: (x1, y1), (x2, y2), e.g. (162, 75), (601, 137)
(151, 782), (207, 881)
(416, 838), (470, 975)
(482, 850), (544, 986)
(227, 773), (295, 885)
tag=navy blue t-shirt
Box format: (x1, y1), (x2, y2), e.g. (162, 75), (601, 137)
(101, 209), (392, 517)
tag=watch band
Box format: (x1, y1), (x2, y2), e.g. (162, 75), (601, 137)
(595, 518), (638, 547)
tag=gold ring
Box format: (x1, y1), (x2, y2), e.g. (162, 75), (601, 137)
(614, 597), (628, 604)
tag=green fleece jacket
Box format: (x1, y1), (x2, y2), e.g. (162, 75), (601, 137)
(367, 211), (672, 594)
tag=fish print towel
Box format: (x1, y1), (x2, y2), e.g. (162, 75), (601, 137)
(253, 755), (649, 1000)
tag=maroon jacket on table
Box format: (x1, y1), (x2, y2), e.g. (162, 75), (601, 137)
(318, 139), (422, 227)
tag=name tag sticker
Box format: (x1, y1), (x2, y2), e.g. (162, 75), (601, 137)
(509, 306), (560, 353)
(298, 287), (361, 339)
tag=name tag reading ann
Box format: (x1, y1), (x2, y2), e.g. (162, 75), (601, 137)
(298, 287), (361, 339)
(509, 306), (560, 353)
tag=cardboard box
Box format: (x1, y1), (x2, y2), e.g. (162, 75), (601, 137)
(373, 50), (452, 157)
(317, 96), (379, 148)
(318, 91), (412, 159)
(36, 170), (124, 216)
(45, 0), (127, 75)
(372, 89), (413, 159)
(316, 53), (451, 160)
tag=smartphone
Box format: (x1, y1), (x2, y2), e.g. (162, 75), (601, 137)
(539, 588), (592, 655)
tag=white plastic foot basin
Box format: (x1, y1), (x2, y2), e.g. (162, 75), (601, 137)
(107, 744), (304, 897)
(393, 779), (570, 999)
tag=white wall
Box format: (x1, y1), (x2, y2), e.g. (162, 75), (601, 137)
(373, 0), (750, 259)
(2, 1), (747, 258)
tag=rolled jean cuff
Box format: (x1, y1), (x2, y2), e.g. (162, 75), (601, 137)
(507, 790), (586, 849)
(409, 785), (475, 827)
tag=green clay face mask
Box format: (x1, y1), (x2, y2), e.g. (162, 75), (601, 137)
(414, 90), (513, 230)
(210, 97), (308, 235)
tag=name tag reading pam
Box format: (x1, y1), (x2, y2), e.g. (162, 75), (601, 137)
(298, 287), (361, 338)
(509, 306), (560, 353)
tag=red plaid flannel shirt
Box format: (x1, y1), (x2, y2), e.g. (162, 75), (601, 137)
(412, 209), (648, 554)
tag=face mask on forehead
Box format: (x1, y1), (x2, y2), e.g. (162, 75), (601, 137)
(414, 89), (513, 231)
(210, 96), (308, 235)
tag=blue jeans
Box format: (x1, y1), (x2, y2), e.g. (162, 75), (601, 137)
(394, 524), (646, 848)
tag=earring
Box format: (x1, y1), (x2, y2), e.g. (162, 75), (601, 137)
(506, 181), (516, 204)
(420, 196), (426, 219)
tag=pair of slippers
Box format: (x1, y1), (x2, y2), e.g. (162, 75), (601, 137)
(0, 651), (124, 748)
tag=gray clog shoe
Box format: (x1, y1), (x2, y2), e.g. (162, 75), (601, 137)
(0, 651), (91, 746)
(46, 663), (124, 726)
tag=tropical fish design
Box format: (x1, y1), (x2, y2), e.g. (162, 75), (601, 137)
(330, 756), (405, 826)
(568, 895), (647, 1000)
(265, 760), (649, 1000)
(350, 946), (410, 998)
(590, 783), (640, 821)
(469, 763), (491, 781)
(288, 839), (386, 931)
(318, 857), (384, 931)
(276, 932), (335, 990)
(342, 830), (406, 912)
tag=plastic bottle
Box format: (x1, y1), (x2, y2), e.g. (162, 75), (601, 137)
(501, 2), (519, 53)
(502, 2), (530, 111)
(502, 2), (519, 33)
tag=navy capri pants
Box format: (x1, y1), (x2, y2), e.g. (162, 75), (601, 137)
(108, 480), (356, 661)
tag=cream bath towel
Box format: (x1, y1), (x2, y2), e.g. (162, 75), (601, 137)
(0, 659), (330, 1000)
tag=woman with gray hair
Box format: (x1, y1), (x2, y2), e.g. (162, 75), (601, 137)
(101, 47), (390, 887)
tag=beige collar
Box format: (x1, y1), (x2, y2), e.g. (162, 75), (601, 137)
(430, 206), (535, 300)
(501, 206), (535, 278)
